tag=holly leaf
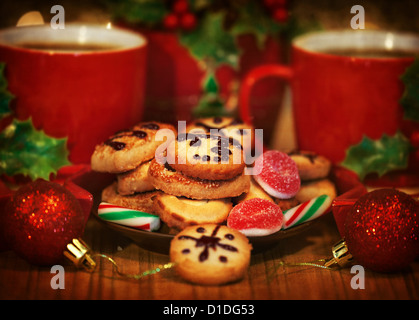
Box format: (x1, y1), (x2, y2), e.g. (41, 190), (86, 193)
(179, 12), (239, 68)
(341, 131), (412, 180)
(108, 0), (168, 25)
(0, 118), (71, 180)
(0, 63), (14, 119)
(230, 1), (282, 48)
(400, 58), (419, 122)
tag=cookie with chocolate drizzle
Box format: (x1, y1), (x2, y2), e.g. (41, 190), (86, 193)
(91, 122), (176, 173)
(167, 132), (245, 181)
(170, 224), (252, 285)
(186, 116), (255, 155)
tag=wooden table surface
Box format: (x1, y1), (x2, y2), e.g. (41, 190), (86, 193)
(1, 209), (418, 300)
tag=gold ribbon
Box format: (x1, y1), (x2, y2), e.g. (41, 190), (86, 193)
(90, 254), (177, 280)
(64, 238), (176, 280)
(267, 239), (354, 280)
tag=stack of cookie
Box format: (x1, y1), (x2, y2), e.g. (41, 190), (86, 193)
(90, 121), (176, 213)
(149, 129), (251, 230)
(287, 150), (337, 203)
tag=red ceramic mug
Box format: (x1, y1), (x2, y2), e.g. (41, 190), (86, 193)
(0, 24), (147, 164)
(240, 30), (419, 167)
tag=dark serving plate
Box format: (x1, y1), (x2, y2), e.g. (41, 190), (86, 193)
(69, 164), (361, 255)
(92, 208), (314, 254)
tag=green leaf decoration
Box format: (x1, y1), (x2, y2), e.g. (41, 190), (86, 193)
(193, 72), (228, 118)
(230, 1), (282, 48)
(0, 63), (14, 119)
(400, 58), (419, 122)
(0, 118), (71, 180)
(108, 0), (168, 25)
(179, 12), (239, 68)
(341, 131), (412, 180)
(203, 72), (219, 94)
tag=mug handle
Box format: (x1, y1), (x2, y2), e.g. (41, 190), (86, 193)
(239, 64), (293, 125)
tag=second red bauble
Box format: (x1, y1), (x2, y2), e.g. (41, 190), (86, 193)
(344, 189), (419, 272)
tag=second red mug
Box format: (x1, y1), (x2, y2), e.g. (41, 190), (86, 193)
(239, 30), (419, 166)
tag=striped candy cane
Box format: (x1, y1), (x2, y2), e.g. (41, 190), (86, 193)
(282, 195), (332, 229)
(98, 202), (160, 232)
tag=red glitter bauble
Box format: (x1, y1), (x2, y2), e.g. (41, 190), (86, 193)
(2, 180), (85, 265)
(345, 189), (419, 272)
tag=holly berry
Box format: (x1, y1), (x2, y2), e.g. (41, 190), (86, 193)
(172, 0), (189, 14)
(272, 7), (288, 23)
(264, 0), (287, 9)
(263, 0), (289, 23)
(180, 12), (197, 31)
(163, 13), (178, 30)
(263, 0), (277, 8)
(410, 131), (419, 148)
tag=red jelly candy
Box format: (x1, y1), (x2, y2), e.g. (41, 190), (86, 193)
(254, 150), (300, 199)
(227, 198), (283, 236)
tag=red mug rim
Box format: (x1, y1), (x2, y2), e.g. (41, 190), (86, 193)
(0, 23), (147, 56)
(292, 29), (419, 61)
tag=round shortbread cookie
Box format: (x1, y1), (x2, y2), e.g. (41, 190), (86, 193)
(287, 150), (331, 181)
(117, 160), (154, 195)
(152, 194), (232, 230)
(167, 132), (245, 180)
(170, 224), (252, 285)
(91, 122), (176, 173)
(274, 197), (300, 211)
(234, 177), (274, 204)
(101, 182), (162, 213)
(295, 178), (337, 204)
(147, 159), (250, 199)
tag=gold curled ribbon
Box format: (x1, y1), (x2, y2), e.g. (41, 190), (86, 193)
(64, 238), (176, 280)
(90, 253), (177, 280)
(267, 239), (354, 280)
(267, 259), (334, 280)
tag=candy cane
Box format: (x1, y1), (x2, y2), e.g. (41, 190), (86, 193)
(282, 195), (332, 229)
(98, 202), (160, 232)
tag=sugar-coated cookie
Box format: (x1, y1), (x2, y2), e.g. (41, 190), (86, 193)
(227, 198), (283, 237)
(91, 122), (176, 173)
(153, 194), (232, 230)
(295, 178), (337, 204)
(170, 224), (252, 285)
(117, 160), (154, 195)
(254, 150), (300, 199)
(101, 182), (162, 213)
(166, 132), (245, 180)
(287, 150), (331, 181)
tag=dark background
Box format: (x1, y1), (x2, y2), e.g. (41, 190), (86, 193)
(0, 0), (418, 32)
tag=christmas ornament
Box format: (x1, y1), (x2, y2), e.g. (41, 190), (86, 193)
(344, 189), (419, 272)
(2, 179), (86, 265)
(327, 189), (419, 272)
